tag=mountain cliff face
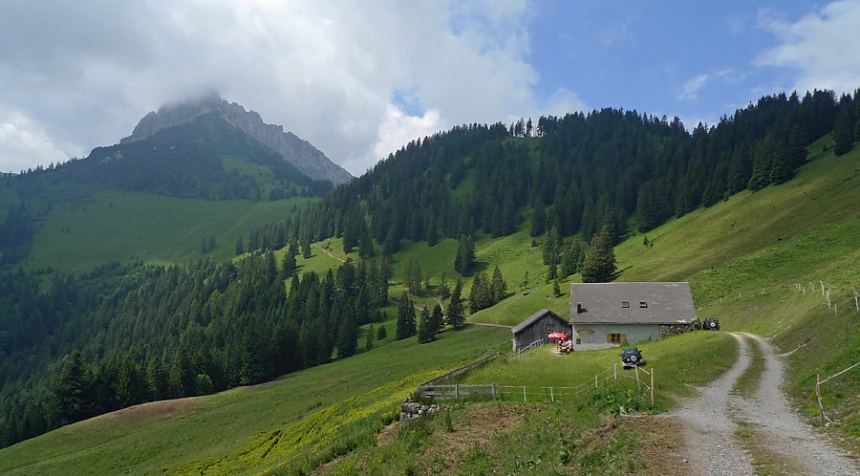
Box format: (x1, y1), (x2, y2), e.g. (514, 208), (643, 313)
(120, 93), (353, 185)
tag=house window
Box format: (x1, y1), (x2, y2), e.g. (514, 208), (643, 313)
(607, 333), (626, 343)
(639, 301), (648, 308)
(545, 323), (555, 333)
(622, 301), (630, 308)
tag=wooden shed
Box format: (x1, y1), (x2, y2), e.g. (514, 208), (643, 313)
(511, 309), (572, 353)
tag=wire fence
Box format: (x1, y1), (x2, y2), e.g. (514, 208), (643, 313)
(695, 280), (860, 316)
(418, 364), (655, 406)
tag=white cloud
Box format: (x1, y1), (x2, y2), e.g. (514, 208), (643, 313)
(754, 0), (860, 95)
(0, 0), (585, 176)
(677, 69), (734, 100)
(0, 110), (83, 172)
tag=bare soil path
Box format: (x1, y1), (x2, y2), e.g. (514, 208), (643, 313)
(671, 332), (859, 476)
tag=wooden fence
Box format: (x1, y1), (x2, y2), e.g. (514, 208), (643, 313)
(418, 364), (655, 406)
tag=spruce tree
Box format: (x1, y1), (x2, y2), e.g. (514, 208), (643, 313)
(454, 235), (476, 276)
(235, 234), (244, 256)
(359, 228), (375, 258)
(366, 325), (375, 351)
(282, 244), (297, 278)
(377, 324), (388, 340)
(531, 201), (546, 237)
(446, 279), (465, 328)
(431, 303), (444, 334)
(396, 292), (416, 339)
(54, 350), (94, 425)
(490, 266), (507, 304)
(417, 307), (435, 343)
(382, 227), (399, 256)
(337, 304), (358, 358)
(580, 224), (617, 283)
(834, 108), (855, 156)
(748, 136), (774, 191)
(543, 226), (560, 265)
(769, 140), (792, 185)
(553, 276), (562, 297)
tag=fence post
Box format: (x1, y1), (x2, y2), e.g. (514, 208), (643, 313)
(550, 387), (554, 403)
(594, 374), (598, 389)
(651, 368), (655, 408)
(523, 386), (527, 402)
(455, 384), (460, 400)
(636, 366), (641, 389)
(817, 374), (825, 426)
(491, 383), (496, 400)
(614, 364), (617, 381)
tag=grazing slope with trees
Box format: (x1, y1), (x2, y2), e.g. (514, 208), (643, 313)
(2, 87), (860, 464)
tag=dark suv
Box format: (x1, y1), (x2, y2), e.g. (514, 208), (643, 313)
(620, 347), (645, 369)
(703, 317), (721, 331)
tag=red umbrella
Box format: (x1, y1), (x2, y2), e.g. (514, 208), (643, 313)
(548, 331), (567, 340)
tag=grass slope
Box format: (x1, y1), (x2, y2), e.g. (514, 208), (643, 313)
(0, 325), (509, 476)
(26, 191), (310, 274)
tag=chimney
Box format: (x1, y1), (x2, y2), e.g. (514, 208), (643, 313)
(576, 302), (582, 313)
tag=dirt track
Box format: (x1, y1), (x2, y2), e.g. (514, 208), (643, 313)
(671, 332), (859, 476)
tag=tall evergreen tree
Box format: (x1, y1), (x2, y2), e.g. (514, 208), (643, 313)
(431, 303), (444, 334)
(417, 306), (435, 344)
(54, 350), (93, 425)
(454, 235), (476, 276)
(834, 108), (855, 156)
(748, 136), (774, 191)
(235, 234), (244, 256)
(490, 266), (507, 303)
(446, 279), (465, 328)
(395, 292), (417, 340)
(580, 224), (617, 283)
(531, 201), (546, 237)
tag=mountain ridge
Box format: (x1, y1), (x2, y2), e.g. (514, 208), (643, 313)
(120, 92), (353, 185)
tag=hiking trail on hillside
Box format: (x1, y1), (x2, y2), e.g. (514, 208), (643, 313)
(669, 332), (858, 476)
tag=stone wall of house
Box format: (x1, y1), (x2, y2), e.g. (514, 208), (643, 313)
(660, 324), (694, 338)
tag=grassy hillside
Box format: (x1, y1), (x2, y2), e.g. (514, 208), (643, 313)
(25, 191), (310, 274)
(0, 325), (509, 476)
(3, 133), (860, 474)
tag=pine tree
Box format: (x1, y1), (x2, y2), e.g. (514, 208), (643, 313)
(366, 324), (375, 352)
(337, 304), (358, 358)
(560, 241), (582, 277)
(282, 244), (297, 278)
(417, 307), (436, 343)
(454, 235), (476, 276)
(580, 224), (617, 283)
(446, 279), (465, 328)
(383, 227), (399, 256)
(431, 303), (444, 334)
(542, 226), (560, 265)
(359, 228), (375, 258)
(235, 234), (244, 256)
(377, 324), (388, 340)
(553, 276), (562, 297)
(54, 350), (94, 425)
(490, 266), (507, 303)
(301, 234), (312, 259)
(748, 136), (774, 191)
(396, 292), (417, 340)
(834, 108), (855, 156)
(769, 139), (793, 185)
(531, 201), (546, 236)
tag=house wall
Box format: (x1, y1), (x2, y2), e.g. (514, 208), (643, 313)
(573, 324), (661, 344)
(513, 316), (572, 350)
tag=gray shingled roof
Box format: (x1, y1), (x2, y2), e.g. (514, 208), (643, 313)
(569, 282), (697, 325)
(511, 309), (569, 334)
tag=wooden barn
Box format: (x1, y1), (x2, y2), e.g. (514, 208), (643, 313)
(511, 309), (572, 353)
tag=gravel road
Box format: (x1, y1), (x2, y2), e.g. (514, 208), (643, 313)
(734, 332), (858, 476)
(672, 332), (754, 475)
(671, 332), (859, 476)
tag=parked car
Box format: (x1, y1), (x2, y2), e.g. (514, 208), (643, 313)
(620, 347), (646, 369)
(703, 317), (721, 331)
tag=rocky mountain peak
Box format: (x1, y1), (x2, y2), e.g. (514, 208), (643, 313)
(121, 94), (353, 185)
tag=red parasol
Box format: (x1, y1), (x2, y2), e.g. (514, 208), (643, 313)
(548, 331), (567, 340)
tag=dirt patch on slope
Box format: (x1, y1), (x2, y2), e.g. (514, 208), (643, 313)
(89, 398), (198, 423)
(622, 415), (690, 476)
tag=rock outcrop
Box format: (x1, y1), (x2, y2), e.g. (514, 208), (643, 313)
(399, 397), (453, 425)
(120, 92), (353, 185)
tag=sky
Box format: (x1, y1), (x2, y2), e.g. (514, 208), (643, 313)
(2, 0), (860, 177)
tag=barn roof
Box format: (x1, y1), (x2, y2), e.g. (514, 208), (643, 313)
(570, 282), (697, 325)
(511, 309), (570, 334)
